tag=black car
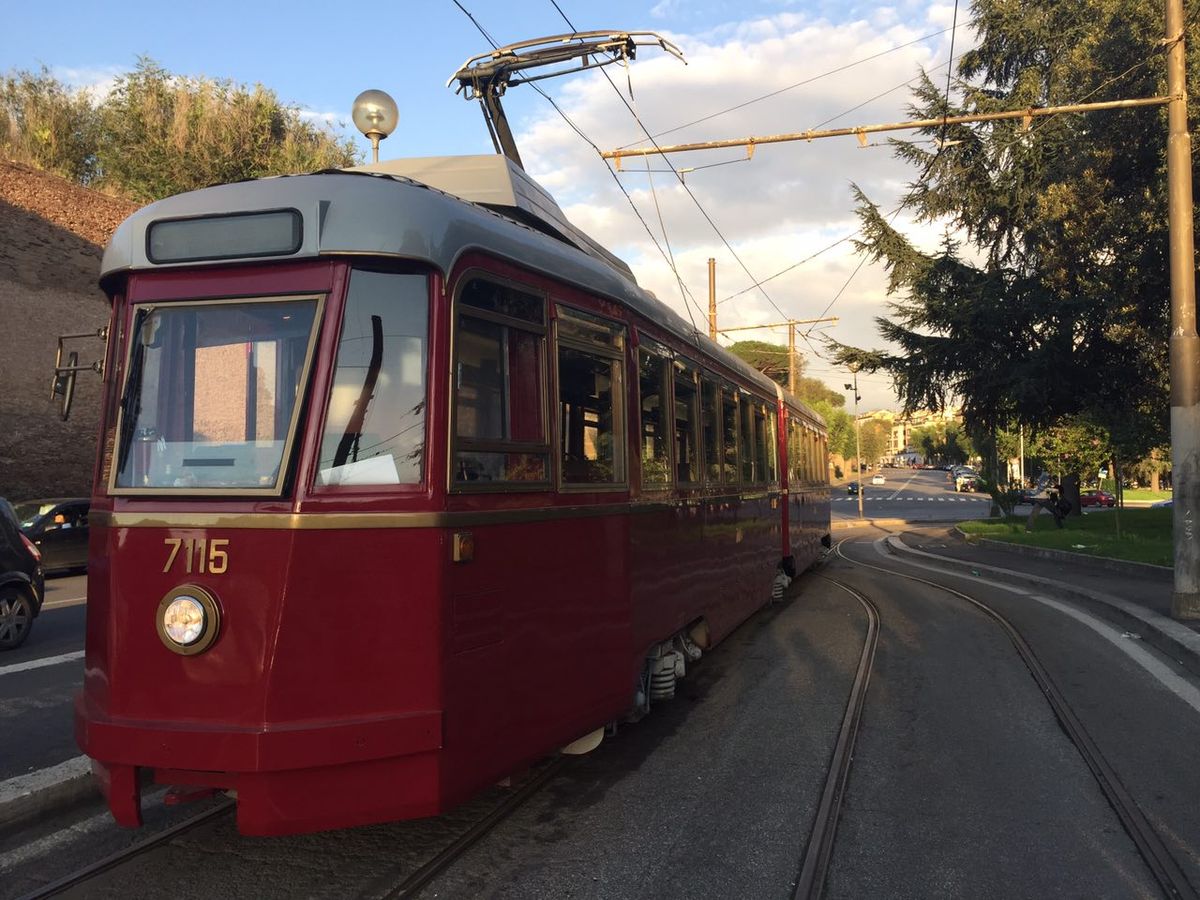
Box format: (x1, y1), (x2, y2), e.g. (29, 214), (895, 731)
(847, 481), (860, 495)
(0, 497), (45, 650)
(14, 498), (90, 575)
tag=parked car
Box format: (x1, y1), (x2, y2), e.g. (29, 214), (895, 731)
(0, 497), (45, 650)
(1080, 490), (1116, 508)
(14, 498), (91, 575)
(847, 481), (860, 495)
(871, 474), (886, 485)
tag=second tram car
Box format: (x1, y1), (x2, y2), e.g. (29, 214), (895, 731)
(72, 152), (831, 835)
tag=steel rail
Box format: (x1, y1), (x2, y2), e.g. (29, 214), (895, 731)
(364, 758), (568, 900)
(835, 540), (1200, 900)
(792, 558), (880, 900)
(16, 798), (235, 900)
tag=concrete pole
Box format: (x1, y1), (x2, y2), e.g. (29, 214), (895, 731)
(854, 371), (864, 520)
(788, 322), (798, 396)
(707, 258), (717, 340)
(1166, 0), (1200, 619)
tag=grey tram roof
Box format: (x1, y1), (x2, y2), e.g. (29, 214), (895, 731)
(100, 154), (823, 426)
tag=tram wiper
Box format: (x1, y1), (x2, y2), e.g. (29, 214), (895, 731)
(332, 314), (383, 468)
(116, 308), (151, 477)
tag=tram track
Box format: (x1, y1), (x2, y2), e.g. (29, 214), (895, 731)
(360, 758), (568, 899)
(15, 798), (235, 900)
(791, 562), (880, 900)
(834, 538), (1200, 900)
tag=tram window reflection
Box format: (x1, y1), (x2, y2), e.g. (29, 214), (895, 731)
(112, 298), (319, 492)
(673, 361), (699, 484)
(452, 277), (549, 487)
(701, 377), (719, 483)
(740, 396), (755, 483)
(559, 346), (623, 484)
(317, 271), (428, 487)
(721, 389), (738, 484)
(638, 346), (671, 487)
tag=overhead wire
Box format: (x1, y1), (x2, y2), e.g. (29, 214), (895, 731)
(546, 0), (795, 328)
(613, 21), (972, 150)
(450, 0), (708, 332)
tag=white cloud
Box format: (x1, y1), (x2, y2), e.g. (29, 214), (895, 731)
(511, 8), (972, 410)
(298, 108), (347, 129)
(51, 64), (129, 102)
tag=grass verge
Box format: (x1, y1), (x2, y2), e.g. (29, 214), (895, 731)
(957, 508), (1172, 567)
(1120, 488), (1172, 502)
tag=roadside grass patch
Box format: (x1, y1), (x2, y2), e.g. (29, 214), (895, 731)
(958, 508), (1173, 567)
(1120, 488), (1173, 503)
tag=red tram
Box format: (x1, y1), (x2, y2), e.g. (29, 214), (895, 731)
(72, 153), (830, 835)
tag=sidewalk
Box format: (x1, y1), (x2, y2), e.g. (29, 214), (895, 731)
(887, 526), (1200, 679)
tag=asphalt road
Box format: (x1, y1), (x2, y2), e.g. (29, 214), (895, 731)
(5, 534), (1199, 899)
(833, 468), (994, 523)
(0, 573), (87, 781)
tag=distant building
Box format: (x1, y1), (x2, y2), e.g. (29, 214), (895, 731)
(881, 408), (962, 464)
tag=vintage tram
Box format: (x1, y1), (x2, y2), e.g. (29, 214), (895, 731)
(70, 151), (831, 836)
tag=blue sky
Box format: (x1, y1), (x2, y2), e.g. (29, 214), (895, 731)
(5, 0), (965, 411)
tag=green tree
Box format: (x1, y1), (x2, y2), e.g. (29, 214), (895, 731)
(833, 0), (1179, 471)
(0, 68), (101, 183)
(0, 60), (361, 202)
(96, 59), (360, 201)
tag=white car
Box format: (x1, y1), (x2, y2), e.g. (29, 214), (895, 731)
(871, 474), (885, 485)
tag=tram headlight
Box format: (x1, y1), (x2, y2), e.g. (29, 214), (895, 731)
(156, 585), (221, 655)
(163, 596), (205, 644)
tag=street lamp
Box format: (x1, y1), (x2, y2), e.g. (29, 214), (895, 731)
(844, 371), (864, 520)
(352, 89), (399, 163)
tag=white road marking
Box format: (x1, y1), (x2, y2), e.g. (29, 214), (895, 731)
(0, 807), (111, 871)
(42, 596), (86, 611)
(887, 471), (920, 500)
(869, 539), (1200, 716)
(0, 651), (84, 677)
(0, 786), (170, 872)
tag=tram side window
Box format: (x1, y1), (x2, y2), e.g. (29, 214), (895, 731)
(674, 360), (700, 484)
(638, 342), (672, 487)
(721, 387), (739, 484)
(557, 307), (626, 485)
(740, 395), (755, 483)
(819, 433), (829, 484)
(701, 376), (720, 483)
(453, 278), (548, 485)
(317, 271), (428, 487)
(768, 410), (777, 487)
(755, 407), (769, 484)
(788, 419), (804, 484)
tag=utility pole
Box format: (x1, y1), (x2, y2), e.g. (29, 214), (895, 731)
(845, 371), (864, 520)
(707, 258), (717, 339)
(1166, 0), (1200, 619)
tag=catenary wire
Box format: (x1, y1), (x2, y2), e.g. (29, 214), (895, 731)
(547, 0), (795, 327)
(613, 22), (971, 150)
(450, 0), (708, 333)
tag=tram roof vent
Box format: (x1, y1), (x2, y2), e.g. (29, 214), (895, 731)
(350, 154), (634, 281)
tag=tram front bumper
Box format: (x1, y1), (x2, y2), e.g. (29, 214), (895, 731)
(76, 695), (444, 834)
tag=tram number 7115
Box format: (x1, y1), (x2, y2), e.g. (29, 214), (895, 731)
(163, 538), (230, 575)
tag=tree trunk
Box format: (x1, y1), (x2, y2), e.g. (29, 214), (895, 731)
(1062, 473), (1082, 517)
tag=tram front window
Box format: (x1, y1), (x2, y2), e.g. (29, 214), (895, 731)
(112, 298), (320, 493)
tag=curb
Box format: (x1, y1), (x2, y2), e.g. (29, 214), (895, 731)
(0, 756), (98, 833)
(885, 535), (1200, 680)
(832, 517), (964, 530)
(953, 528), (1173, 579)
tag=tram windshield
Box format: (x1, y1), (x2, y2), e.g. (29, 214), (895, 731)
(112, 298), (321, 493)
